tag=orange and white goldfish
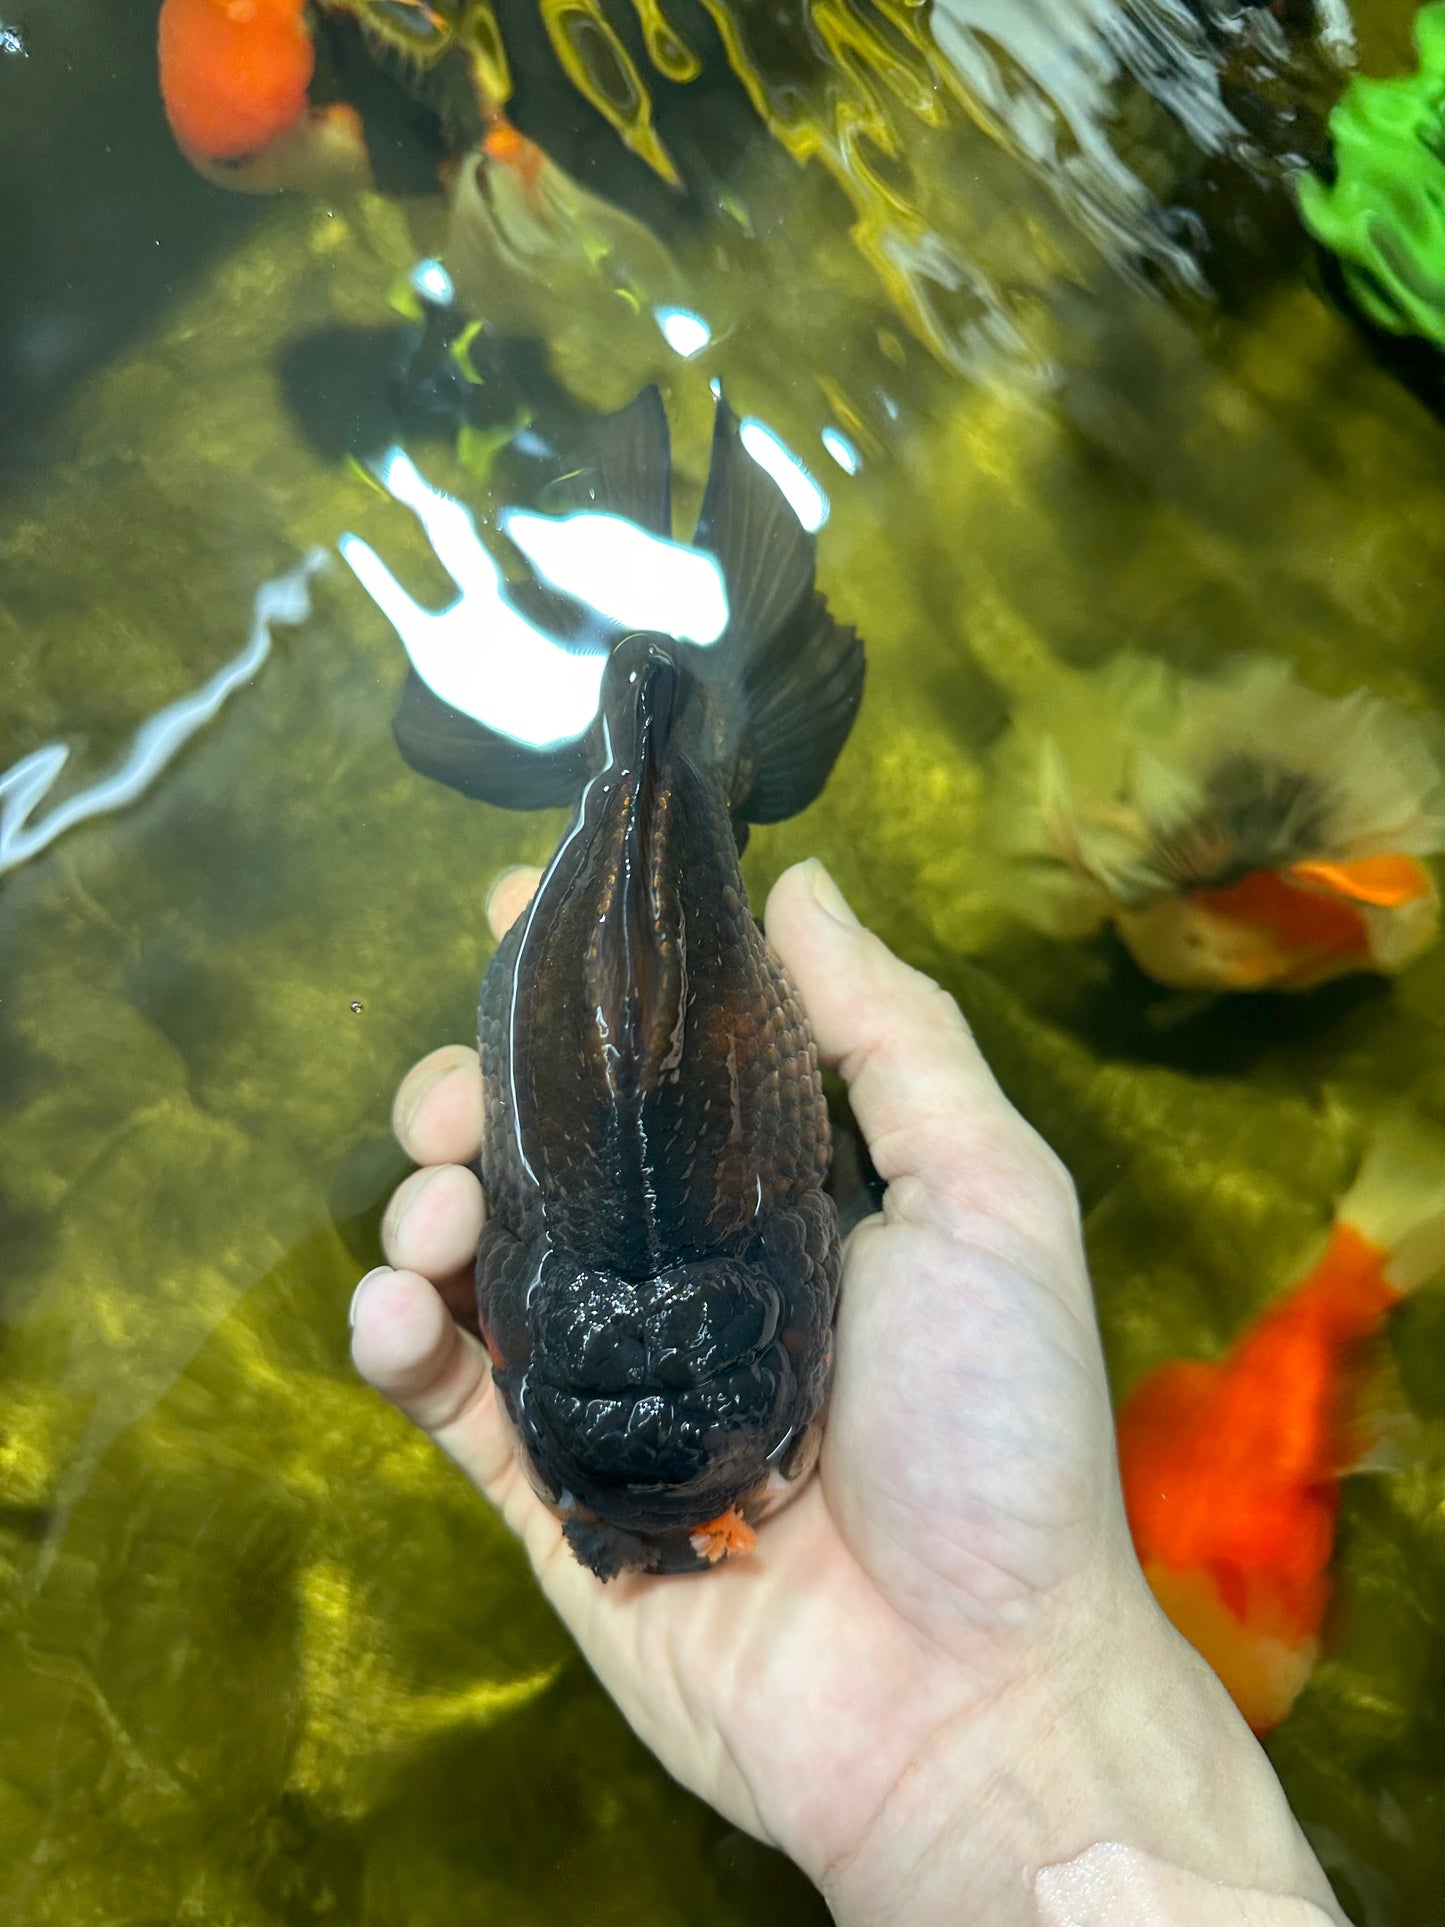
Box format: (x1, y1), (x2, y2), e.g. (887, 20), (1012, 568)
(989, 655), (1445, 991)
(1117, 1124), (1445, 1732)
(155, 2), (678, 404)
(158, 0), (370, 194)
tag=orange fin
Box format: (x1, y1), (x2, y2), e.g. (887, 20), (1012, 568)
(689, 1508), (757, 1565)
(1289, 854), (1434, 908)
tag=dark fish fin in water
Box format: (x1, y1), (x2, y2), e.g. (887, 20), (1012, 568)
(539, 385), (672, 534)
(392, 670), (587, 810)
(694, 393), (865, 823)
(734, 598), (865, 823)
(694, 394), (813, 646)
(505, 574), (623, 656)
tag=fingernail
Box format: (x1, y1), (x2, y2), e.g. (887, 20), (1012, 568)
(349, 1266), (393, 1328)
(382, 1163), (441, 1247)
(803, 858), (860, 928)
(394, 1060), (457, 1144)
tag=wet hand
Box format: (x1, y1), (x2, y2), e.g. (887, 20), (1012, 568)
(350, 861), (1344, 1925)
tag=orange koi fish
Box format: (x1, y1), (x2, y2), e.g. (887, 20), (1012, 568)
(1117, 1126), (1445, 1731)
(989, 655), (1445, 992)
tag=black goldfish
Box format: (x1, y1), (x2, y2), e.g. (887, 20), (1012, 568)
(393, 388), (865, 1577)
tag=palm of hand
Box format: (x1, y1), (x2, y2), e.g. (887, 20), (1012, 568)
(352, 863), (1128, 1897)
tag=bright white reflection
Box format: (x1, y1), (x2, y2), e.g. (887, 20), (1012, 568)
(500, 510), (728, 647)
(411, 256), (455, 306)
(653, 306), (711, 357)
(821, 427), (862, 475)
(0, 549), (325, 876)
(340, 450), (607, 749)
(740, 419), (829, 532)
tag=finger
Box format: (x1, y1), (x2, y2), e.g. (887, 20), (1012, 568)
(764, 861), (1081, 1257)
(486, 864), (542, 941)
(382, 1162), (486, 1277)
(392, 1044), (483, 1166)
(350, 1268), (575, 1599)
(351, 1266), (520, 1498)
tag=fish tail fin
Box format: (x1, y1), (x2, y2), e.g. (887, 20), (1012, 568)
(1336, 1115), (1445, 1297)
(692, 395), (864, 824)
(375, 389), (674, 810)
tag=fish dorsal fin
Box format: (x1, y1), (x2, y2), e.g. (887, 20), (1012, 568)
(392, 669), (587, 811)
(692, 394), (864, 823)
(693, 394), (814, 649)
(540, 385), (673, 534)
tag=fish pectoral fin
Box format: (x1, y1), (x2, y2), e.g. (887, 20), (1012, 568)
(392, 670), (588, 809)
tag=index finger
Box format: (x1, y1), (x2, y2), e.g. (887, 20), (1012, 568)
(391, 866), (545, 1166)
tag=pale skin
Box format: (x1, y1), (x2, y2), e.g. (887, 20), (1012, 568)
(351, 859), (1349, 1925)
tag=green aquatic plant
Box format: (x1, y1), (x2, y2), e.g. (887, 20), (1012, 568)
(1298, 2), (1445, 346)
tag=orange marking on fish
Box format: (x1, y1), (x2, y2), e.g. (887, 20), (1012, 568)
(1118, 1219), (1406, 1731)
(689, 1508), (757, 1564)
(482, 117), (546, 196)
(1288, 853), (1434, 909)
(158, 0), (314, 163)
(1188, 867), (1373, 979)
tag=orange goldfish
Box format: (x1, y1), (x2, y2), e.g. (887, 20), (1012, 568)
(159, 0), (316, 162)
(989, 655), (1445, 992)
(1117, 1125), (1445, 1731)
(158, 0), (372, 194)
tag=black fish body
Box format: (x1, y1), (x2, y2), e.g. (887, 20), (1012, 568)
(393, 388), (865, 1576)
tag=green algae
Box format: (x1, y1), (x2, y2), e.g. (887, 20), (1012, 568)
(1299, 2), (1445, 347)
(6, 10), (1445, 1925)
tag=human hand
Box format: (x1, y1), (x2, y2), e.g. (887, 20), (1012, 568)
(351, 860), (1345, 1925)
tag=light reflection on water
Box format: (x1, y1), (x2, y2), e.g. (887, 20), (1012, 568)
(2, 3), (1445, 1925)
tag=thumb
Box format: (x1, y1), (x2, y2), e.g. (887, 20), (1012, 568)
(763, 860), (1082, 1267)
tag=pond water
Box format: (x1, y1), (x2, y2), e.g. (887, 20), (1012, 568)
(3, 3), (1445, 1921)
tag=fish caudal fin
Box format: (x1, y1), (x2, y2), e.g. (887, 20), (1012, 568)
(694, 396), (864, 823)
(537, 385), (673, 534)
(380, 387), (862, 823)
(392, 671), (589, 810)
(1337, 1116), (1445, 1296)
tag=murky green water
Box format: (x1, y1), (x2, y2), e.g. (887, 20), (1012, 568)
(4, 3), (1445, 1921)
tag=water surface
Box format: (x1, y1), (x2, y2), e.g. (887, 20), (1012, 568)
(3, 4), (1445, 1922)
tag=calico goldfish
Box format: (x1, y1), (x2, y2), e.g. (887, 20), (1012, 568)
(156, 0), (678, 403)
(390, 388), (865, 1578)
(1117, 1124), (1445, 1731)
(989, 654), (1445, 992)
